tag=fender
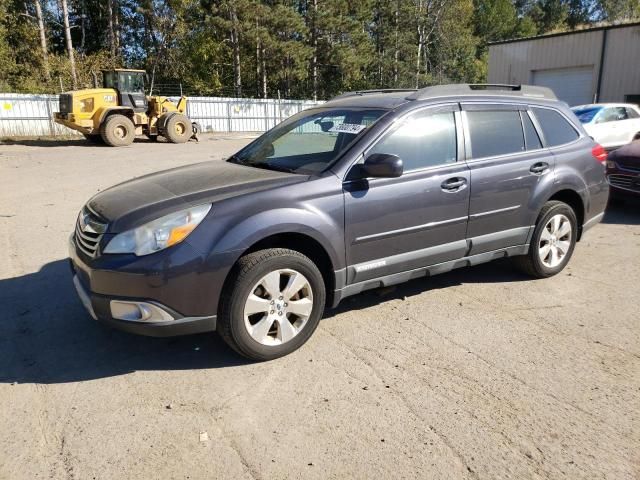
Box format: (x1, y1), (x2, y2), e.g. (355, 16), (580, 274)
(210, 207), (344, 271)
(553, 161), (590, 210)
(95, 106), (134, 126)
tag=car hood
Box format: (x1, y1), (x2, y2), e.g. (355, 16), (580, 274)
(88, 160), (306, 232)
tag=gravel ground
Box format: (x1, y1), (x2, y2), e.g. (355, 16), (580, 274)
(1, 135), (639, 480)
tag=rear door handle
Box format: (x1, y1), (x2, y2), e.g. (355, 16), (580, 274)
(441, 177), (467, 192)
(530, 162), (550, 175)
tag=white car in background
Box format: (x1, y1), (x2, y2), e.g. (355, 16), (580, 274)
(572, 103), (640, 149)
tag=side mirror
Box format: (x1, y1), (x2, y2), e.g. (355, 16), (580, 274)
(363, 153), (403, 178)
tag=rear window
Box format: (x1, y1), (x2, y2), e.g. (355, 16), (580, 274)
(532, 107), (579, 147)
(466, 110), (525, 158)
(625, 107), (640, 119)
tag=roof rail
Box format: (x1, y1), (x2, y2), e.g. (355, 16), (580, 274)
(331, 88), (418, 100)
(406, 84), (557, 101)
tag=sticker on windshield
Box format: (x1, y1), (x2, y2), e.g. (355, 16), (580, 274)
(329, 123), (366, 134)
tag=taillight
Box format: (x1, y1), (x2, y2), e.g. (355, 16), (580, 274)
(592, 144), (607, 163)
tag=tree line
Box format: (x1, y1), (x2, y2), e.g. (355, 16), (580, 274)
(0, 0), (638, 99)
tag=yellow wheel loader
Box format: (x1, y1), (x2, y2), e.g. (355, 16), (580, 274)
(54, 69), (201, 147)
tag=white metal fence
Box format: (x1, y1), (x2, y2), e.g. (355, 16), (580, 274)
(0, 93), (324, 137)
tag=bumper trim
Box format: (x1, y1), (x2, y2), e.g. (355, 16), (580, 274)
(73, 275), (97, 320)
(72, 274), (217, 337)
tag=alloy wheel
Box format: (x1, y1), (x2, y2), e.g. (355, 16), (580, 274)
(539, 213), (572, 268)
(243, 269), (314, 346)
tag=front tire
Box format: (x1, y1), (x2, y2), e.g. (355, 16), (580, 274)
(101, 114), (135, 147)
(515, 200), (578, 278)
(164, 114), (192, 144)
(218, 248), (326, 361)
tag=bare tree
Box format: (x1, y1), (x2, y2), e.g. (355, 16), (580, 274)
(394, 0), (399, 85)
(107, 0), (115, 56)
(311, 0), (318, 101)
(60, 0), (77, 88)
(34, 0), (50, 80)
(229, 4), (242, 97)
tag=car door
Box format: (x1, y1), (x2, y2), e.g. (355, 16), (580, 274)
(463, 104), (555, 255)
(594, 107), (626, 147)
(343, 104), (470, 285)
(624, 106), (640, 143)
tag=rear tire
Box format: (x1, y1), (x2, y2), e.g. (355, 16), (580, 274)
(101, 114), (135, 147)
(218, 248), (326, 361)
(515, 201), (578, 278)
(164, 114), (191, 144)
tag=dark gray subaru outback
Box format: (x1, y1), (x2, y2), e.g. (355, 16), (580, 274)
(69, 84), (609, 360)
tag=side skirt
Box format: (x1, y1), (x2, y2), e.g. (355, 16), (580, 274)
(330, 244), (529, 308)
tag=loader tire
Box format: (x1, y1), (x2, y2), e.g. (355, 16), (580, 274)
(101, 114), (135, 147)
(164, 114), (192, 144)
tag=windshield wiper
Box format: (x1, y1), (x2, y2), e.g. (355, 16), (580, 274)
(246, 161), (296, 173)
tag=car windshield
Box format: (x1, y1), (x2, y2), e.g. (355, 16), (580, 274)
(572, 106), (603, 123)
(229, 107), (388, 174)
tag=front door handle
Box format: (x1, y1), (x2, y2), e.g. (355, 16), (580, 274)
(441, 177), (467, 192)
(530, 162), (550, 175)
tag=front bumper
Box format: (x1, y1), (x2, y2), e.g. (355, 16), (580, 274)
(607, 172), (640, 197)
(69, 236), (217, 337)
(54, 113), (94, 135)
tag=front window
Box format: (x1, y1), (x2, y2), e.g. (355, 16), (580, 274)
(572, 106), (603, 124)
(229, 108), (388, 174)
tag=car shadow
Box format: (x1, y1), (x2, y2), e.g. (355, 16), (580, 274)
(602, 197), (640, 225)
(2, 256), (530, 384)
(325, 258), (528, 318)
(0, 259), (250, 385)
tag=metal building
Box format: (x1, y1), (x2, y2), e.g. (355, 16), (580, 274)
(488, 22), (640, 106)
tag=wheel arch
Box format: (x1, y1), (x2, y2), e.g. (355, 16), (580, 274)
(546, 189), (586, 240)
(96, 107), (135, 125)
(219, 231), (339, 311)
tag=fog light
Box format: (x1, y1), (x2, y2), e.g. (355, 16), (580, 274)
(110, 300), (175, 323)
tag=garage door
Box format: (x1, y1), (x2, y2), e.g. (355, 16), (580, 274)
(532, 67), (594, 106)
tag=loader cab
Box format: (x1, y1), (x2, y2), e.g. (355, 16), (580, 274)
(103, 69), (148, 113)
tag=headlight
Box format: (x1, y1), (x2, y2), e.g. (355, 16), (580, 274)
(104, 204), (211, 256)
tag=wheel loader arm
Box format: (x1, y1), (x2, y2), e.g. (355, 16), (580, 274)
(176, 96), (188, 113)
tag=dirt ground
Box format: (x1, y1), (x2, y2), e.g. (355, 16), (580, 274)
(1, 135), (639, 480)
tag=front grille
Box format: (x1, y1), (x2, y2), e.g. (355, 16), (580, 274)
(74, 207), (107, 258)
(614, 159), (640, 173)
(607, 174), (640, 191)
(58, 93), (73, 113)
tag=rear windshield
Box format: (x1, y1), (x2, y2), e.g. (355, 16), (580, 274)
(229, 107), (388, 174)
(572, 107), (602, 123)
